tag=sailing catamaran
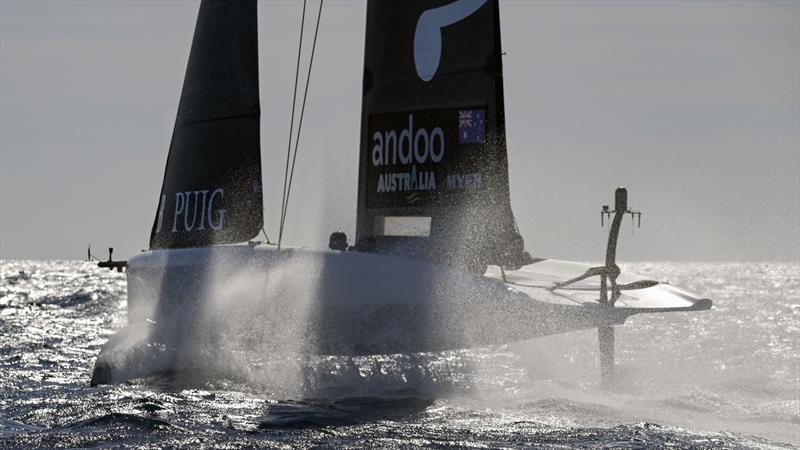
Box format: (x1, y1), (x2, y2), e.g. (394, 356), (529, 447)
(91, 0), (710, 386)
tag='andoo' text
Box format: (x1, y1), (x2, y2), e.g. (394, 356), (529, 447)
(371, 114), (445, 167)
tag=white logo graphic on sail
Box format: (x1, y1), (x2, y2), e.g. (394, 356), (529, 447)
(413, 0), (488, 82)
(154, 188), (226, 234)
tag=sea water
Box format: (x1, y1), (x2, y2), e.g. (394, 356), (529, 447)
(0, 260), (797, 448)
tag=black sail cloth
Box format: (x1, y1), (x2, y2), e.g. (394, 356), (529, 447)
(356, 0), (529, 270)
(150, 0), (262, 249)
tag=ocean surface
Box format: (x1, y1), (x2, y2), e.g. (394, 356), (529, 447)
(0, 260), (797, 448)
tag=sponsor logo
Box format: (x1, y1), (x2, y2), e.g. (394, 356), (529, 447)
(413, 0), (488, 82)
(155, 188), (226, 234)
(366, 107), (489, 207)
(371, 114), (445, 167)
(446, 172), (481, 190)
(371, 114), (444, 195)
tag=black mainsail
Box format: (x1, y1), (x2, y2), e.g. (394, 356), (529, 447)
(150, 0), (262, 249)
(356, 0), (529, 270)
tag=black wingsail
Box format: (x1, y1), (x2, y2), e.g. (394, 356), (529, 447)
(150, 0), (262, 249)
(356, 0), (529, 270)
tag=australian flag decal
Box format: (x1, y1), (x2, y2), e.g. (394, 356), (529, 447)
(458, 109), (486, 144)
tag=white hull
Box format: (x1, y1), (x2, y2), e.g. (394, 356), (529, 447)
(92, 245), (709, 384)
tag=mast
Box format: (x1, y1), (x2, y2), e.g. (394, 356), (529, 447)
(149, 0), (263, 249)
(355, 0), (529, 270)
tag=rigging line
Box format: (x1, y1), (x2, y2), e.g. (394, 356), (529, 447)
(279, 0), (323, 243)
(278, 0), (307, 250)
(177, 110), (259, 128)
(261, 227), (273, 245)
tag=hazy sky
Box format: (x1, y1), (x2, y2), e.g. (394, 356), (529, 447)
(1, 0), (798, 262)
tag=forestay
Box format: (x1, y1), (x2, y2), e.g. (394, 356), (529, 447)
(150, 0), (263, 249)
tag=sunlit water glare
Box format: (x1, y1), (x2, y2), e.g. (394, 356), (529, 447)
(0, 260), (797, 448)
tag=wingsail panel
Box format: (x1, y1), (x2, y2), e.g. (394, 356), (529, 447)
(356, 0), (524, 267)
(150, 0), (262, 249)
